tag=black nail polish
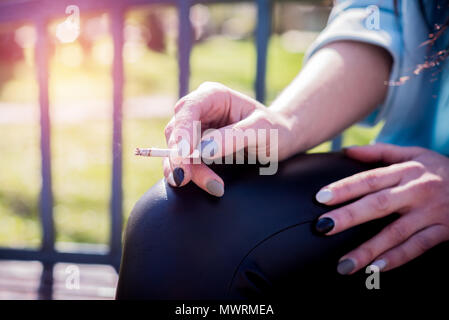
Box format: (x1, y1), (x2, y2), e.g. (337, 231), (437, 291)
(200, 139), (216, 158)
(173, 167), (184, 186)
(315, 217), (335, 234)
(337, 259), (355, 275)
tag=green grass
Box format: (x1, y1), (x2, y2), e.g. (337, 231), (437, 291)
(0, 119), (168, 247)
(0, 35), (303, 104)
(0, 35), (381, 247)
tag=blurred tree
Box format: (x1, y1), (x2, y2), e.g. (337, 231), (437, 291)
(0, 30), (23, 90)
(144, 11), (166, 53)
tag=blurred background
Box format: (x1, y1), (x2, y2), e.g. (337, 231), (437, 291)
(0, 0), (381, 299)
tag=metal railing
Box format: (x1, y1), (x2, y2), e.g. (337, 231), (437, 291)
(0, 0), (337, 298)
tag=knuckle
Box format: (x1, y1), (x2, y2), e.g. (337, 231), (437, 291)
(357, 245), (375, 262)
(174, 94), (202, 113)
(404, 161), (426, 177)
(198, 81), (225, 91)
(372, 192), (390, 212)
(413, 234), (433, 253)
(386, 222), (409, 243)
(340, 206), (357, 225)
(418, 176), (443, 194)
(394, 246), (409, 263)
(363, 173), (379, 191)
(174, 95), (200, 114)
(338, 181), (354, 198)
(174, 97), (189, 113)
(197, 82), (228, 100)
(175, 82), (228, 114)
(252, 115), (272, 129)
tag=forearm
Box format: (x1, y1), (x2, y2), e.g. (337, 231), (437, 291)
(271, 41), (392, 156)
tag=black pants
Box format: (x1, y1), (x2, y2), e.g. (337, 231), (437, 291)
(116, 152), (449, 299)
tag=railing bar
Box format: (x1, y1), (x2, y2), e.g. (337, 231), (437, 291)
(0, 248), (115, 264)
(110, 4), (124, 270)
(178, 0), (193, 98)
(0, 0), (308, 24)
(255, 0), (271, 103)
(38, 262), (54, 299)
(35, 16), (55, 253)
(0, 0), (292, 270)
(331, 134), (343, 151)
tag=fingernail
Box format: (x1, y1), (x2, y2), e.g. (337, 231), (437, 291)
(315, 217), (335, 234)
(371, 259), (387, 271)
(200, 139), (218, 159)
(173, 167), (184, 186)
(206, 180), (224, 197)
(337, 258), (355, 275)
(316, 188), (333, 203)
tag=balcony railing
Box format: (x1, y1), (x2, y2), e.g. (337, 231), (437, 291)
(0, 0), (338, 299)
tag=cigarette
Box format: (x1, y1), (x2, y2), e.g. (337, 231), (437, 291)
(135, 147), (200, 158)
(135, 147), (175, 157)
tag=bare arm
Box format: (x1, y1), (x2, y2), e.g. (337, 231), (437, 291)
(163, 40), (392, 195)
(271, 40), (393, 154)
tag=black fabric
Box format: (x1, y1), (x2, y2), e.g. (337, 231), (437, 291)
(116, 152), (449, 299)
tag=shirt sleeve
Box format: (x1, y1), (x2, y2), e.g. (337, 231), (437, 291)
(304, 0), (403, 126)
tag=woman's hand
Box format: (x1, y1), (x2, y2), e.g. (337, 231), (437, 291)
(162, 41), (392, 198)
(163, 82), (293, 197)
(314, 143), (449, 274)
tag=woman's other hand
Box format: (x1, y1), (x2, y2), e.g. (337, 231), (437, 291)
(315, 143), (449, 274)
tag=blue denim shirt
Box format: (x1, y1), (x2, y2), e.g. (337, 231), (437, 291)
(305, 0), (449, 155)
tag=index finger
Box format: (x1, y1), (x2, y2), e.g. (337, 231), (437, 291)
(315, 164), (407, 206)
(165, 95), (207, 187)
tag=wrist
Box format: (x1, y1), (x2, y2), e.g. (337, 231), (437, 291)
(266, 108), (303, 160)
